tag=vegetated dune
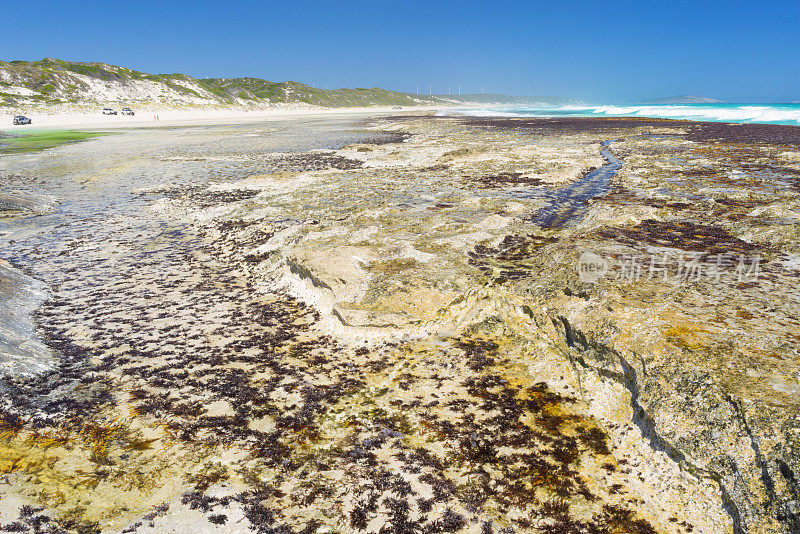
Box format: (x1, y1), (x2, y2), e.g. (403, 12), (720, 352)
(0, 57), (440, 110)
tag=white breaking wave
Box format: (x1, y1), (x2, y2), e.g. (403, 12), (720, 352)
(590, 104), (800, 124)
(445, 104), (800, 125)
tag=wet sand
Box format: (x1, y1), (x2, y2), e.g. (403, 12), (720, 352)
(0, 114), (799, 533)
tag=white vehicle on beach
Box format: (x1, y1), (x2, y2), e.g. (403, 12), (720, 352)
(13, 115), (32, 125)
(102, 108), (117, 115)
(121, 107), (134, 116)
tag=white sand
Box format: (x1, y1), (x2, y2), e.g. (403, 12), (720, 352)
(1, 105), (459, 131)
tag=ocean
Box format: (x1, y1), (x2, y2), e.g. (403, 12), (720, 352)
(443, 102), (800, 125)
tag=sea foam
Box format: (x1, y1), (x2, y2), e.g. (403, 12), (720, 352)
(446, 103), (800, 125)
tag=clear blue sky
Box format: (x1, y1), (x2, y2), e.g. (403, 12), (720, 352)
(2, 0), (798, 102)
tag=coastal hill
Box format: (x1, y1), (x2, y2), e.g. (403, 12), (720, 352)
(643, 95), (725, 104)
(0, 58), (441, 109)
(437, 93), (583, 106)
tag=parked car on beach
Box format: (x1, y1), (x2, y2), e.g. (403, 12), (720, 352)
(121, 107), (134, 116)
(13, 115), (32, 125)
(102, 108), (117, 115)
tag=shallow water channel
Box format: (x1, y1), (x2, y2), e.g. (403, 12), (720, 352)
(532, 140), (622, 227)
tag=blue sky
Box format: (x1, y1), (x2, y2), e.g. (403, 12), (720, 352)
(1, 0), (798, 102)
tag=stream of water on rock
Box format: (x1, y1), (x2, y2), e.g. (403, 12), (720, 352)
(532, 140), (622, 228)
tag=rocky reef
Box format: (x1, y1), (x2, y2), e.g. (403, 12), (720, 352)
(0, 115), (798, 533)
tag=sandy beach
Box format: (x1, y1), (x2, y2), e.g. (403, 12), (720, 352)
(0, 105), (455, 131)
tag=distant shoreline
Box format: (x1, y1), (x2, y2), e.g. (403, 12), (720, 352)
(0, 105), (466, 131)
(6, 107), (800, 147)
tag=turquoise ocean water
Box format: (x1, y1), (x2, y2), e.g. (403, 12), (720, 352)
(443, 103), (800, 125)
